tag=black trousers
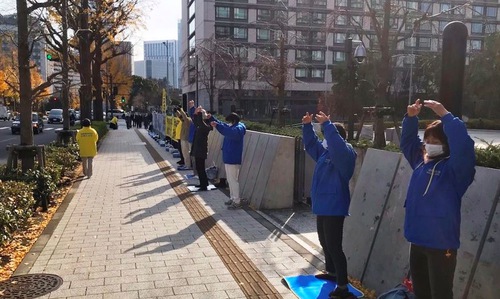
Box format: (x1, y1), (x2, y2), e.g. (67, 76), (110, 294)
(410, 244), (456, 299)
(317, 215), (348, 286)
(195, 157), (208, 188)
(173, 141), (184, 164)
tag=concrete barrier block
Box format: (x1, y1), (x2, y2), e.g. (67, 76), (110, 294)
(251, 136), (281, 208)
(344, 149), (402, 279)
(362, 156), (411, 293)
(455, 167), (500, 298)
(359, 125), (373, 140)
(261, 136), (296, 209)
(242, 134), (270, 204)
(467, 184), (500, 299)
(385, 127), (400, 145)
(239, 132), (260, 198)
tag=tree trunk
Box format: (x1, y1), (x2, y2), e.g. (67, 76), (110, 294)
(277, 36), (286, 127)
(92, 41), (104, 121)
(16, 0), (35, 170)
(78, 0), (92, 121)
(62, 0), (70, 132)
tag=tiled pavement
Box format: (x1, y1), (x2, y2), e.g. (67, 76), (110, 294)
(14, 124), (326, 299)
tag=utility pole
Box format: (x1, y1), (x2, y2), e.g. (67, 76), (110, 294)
(195, 54), (199, 106)
(345, 37), (355, 141)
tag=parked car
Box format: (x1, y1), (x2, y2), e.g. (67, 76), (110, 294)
(48, 109), (63, 124)
(107, 109), (125, 119)
(11, 113), (44, 134)
(0, 105), (10, 121)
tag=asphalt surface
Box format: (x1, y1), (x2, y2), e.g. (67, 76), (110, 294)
(0, 120), (65, 164)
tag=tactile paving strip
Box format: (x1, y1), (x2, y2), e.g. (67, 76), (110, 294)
(138, 131), (283, 299)
(0, 273), (63, 298)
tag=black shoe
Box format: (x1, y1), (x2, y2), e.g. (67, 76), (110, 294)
(197, 187), (208, 191)
(329, 287), (355, 299)
(315, 273), (337, 282)
(177, 160), (183, 165)
(194, 184), (201, 188)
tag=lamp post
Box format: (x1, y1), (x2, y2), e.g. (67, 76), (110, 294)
(195, 54), (199, 106)
(345, 37), (366, 141)
(162, 41), (170, 86)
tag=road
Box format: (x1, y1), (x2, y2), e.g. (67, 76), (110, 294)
(0, 120), (65, 165)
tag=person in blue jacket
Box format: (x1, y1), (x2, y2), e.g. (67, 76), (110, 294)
(302, 111), (357, 299)
(400, 99), (475, 299)
(210, 112), (246, 209)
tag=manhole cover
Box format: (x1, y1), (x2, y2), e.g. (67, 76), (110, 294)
(0, 273), (63, 298)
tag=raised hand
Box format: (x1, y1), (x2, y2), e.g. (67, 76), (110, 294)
(315, 111), (330, 125)
(423, 100), (449, 118)
(407, 99), (423, 117)
(210, 121), (217, 127)
(302, 112), (313, 124)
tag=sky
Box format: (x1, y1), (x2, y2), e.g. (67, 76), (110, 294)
(0, 0), (182, 61)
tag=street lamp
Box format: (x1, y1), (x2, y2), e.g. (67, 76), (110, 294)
(346, 37), (366, 140)
(162, 41), (170, 87)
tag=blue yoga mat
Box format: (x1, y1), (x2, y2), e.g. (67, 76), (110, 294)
(282, 275), (364, 299)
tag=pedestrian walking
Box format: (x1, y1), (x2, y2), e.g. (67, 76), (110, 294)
(191, 106), (212, 191)
(210, 112), (246, 209)
(76, 118), (99, 179)
(400, 99), (475, 299)
(302, 111), (357, 299)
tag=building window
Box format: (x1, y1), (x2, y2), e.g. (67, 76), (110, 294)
(257, 9), (271, 21)
(418, 37), (431, 48)
(312, 12), (326, 25)
(295, 68), (308, 78)
(336, 15), (347, 25)
(215, 7), (230, 19)
(335, 33), (346, 44)
(297, 12), (309, 25)
(234, 8), (248, 20)
(313, 31), (326, 44)
(296, 31), (308, 44)
(472, 6), (484, 17)
(312, 0), (327, 7)
(351, 15), (363, 26)
(471, 40), (482, 51)
(311, 50), (324, 61)
(189, 36), (196, 52)
(297, 0), (309, 6)
(440, 3), (451, 13)
(405, 37), (416, 48)
(420, 2), (432, 13)
(335, 0), (347, 7)
(257, 28), (270, 40)
(407, 2), (418, 10)
(485, 24), (497, 34)
(334, 51), (345, 62)
(350, 0), (363, 9)
(486, 7), (497, 18)
(233, 47), (248, 58)
(215, 26), (230, 38)
(371, 0), (382, 9)
(233, 27), (248, 39)
(439, 21), (448, 32)
(311, 69), (324, 79)
(471, 23), (483, 34)
(296, 50), (309, 60)
(420, 21), (431, 31)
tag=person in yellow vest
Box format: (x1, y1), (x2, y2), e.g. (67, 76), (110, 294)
(110, 116), (118, 130)
(76, 118), (99, 178)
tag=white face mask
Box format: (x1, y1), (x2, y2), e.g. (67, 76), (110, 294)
(322, 139), (328, 149)
(425, 143), (444, 157)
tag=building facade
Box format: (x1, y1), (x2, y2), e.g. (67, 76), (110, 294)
(144, 40), (179, 88)
(180, 0), (500, 118)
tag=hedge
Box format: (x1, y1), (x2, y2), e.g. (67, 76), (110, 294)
(0, 181), (35, 245)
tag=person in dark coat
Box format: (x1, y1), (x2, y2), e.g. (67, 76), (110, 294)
(190, 106), (213, 191)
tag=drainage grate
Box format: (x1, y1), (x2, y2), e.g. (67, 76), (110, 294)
(0, 273), (63, 298)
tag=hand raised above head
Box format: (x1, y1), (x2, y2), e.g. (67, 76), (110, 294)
(314, 111), (330, 124)
(423, 100), (449, 118)
(302, 112), (313, 124)
(407, 99), (423, 117)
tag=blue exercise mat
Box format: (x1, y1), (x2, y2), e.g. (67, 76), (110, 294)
(282, 275), (364, 299)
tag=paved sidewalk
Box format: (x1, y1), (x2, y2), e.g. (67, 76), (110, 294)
(15, 126), (325, 299)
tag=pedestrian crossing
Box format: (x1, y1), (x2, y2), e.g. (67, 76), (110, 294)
(0, 127), (63, 131)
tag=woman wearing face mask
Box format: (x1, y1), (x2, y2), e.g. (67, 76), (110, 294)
(400, 99), (476, 299)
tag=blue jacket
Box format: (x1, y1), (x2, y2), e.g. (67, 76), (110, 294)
(303, 121), (357, 216)
(188, 106), (196, 143)
(210, 116), (246, 164)
(400, 113), (475, 250)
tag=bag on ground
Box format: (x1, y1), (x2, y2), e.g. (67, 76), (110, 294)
(377, 284), (416, 299)
(206, 165), (218, 180)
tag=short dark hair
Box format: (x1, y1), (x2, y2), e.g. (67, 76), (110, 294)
(225, 113), (240, 124)
(424, 120), (450, 156)
(333, 122), (347, 140)
(82, 118), (91, 127)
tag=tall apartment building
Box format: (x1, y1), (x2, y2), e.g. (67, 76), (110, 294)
(144, 40), (179, 88)
(180, 0), (500, 117)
